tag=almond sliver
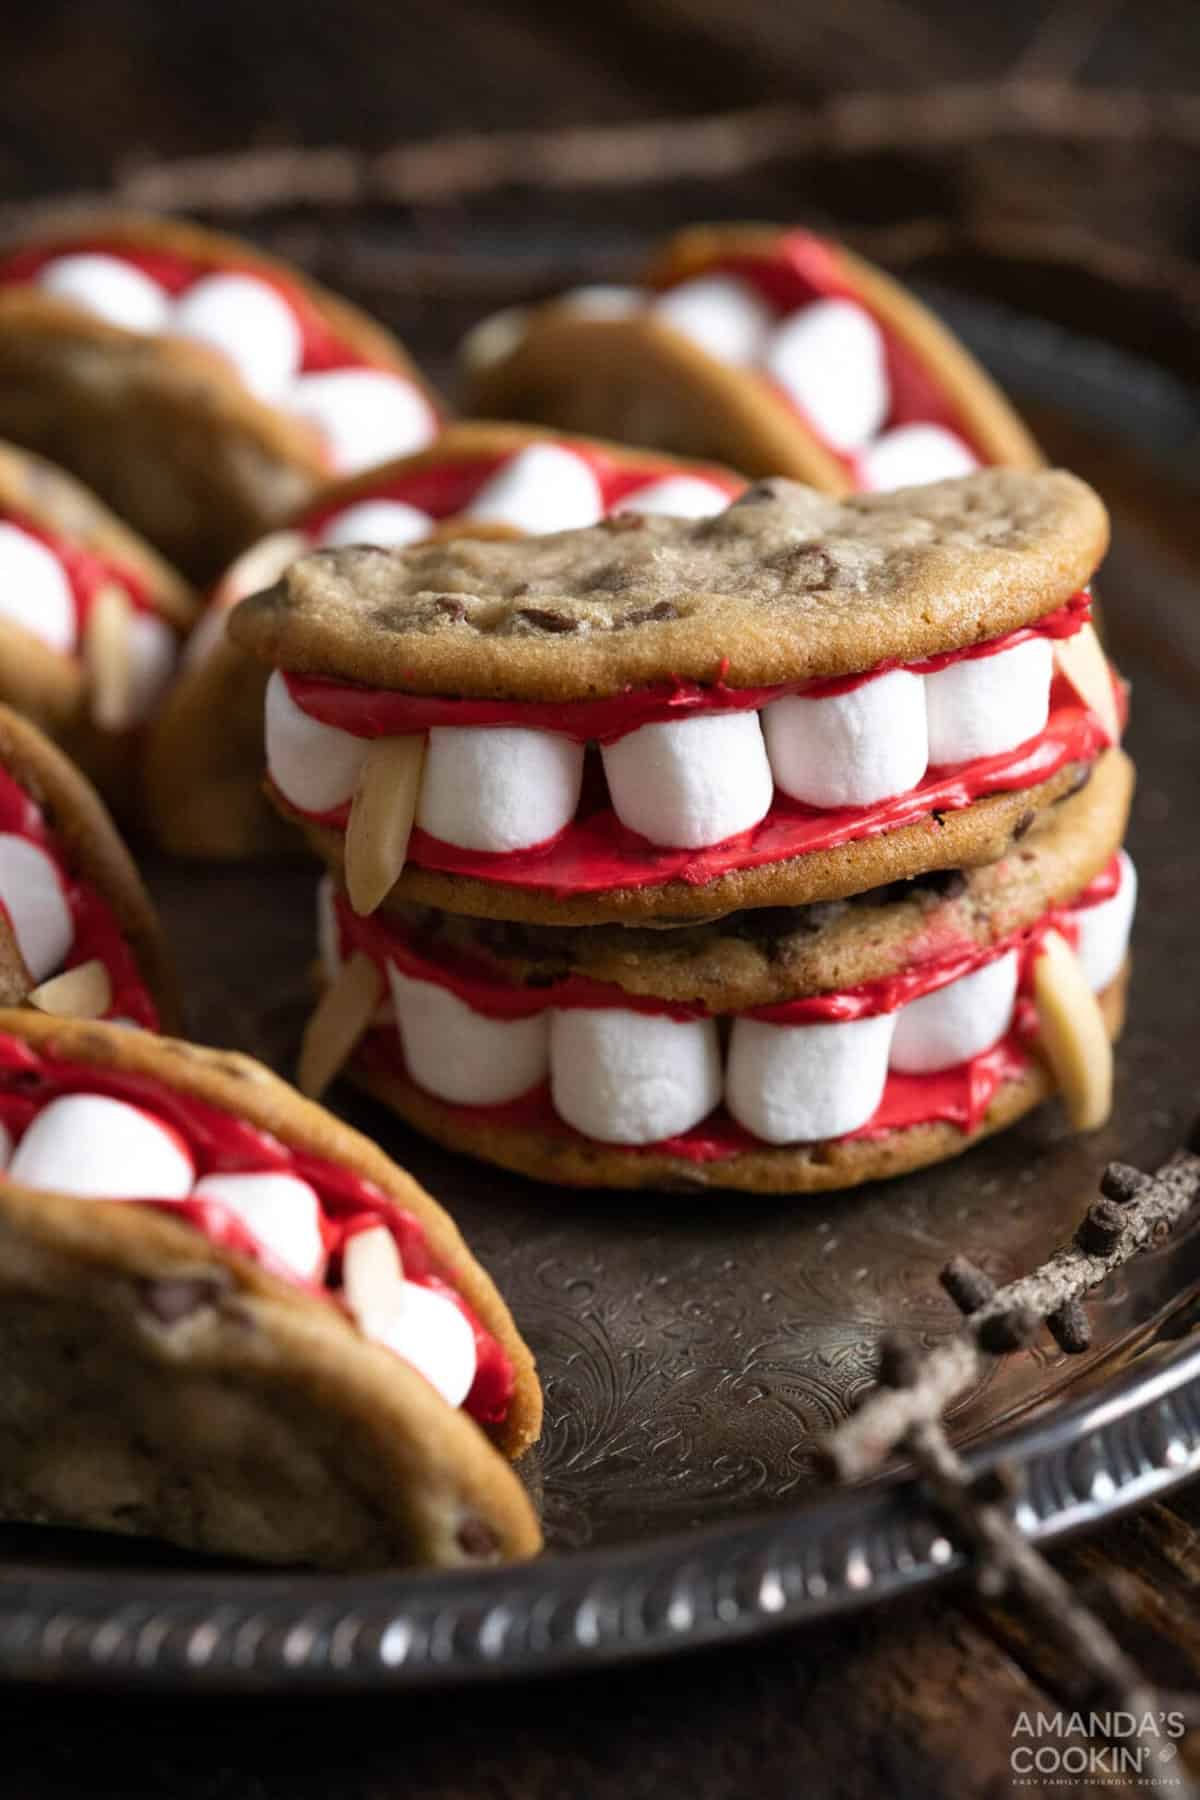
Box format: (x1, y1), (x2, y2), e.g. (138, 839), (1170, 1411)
(1054, 622), (1120, 744)
(28, 958), (113, 1019)
(1033, 928), (1114, 1131)
(297, 950), (383, 1099)
(84, 583), (135, 733)
(342, 1224), (405, 1331)
(345, 735), (425, 917)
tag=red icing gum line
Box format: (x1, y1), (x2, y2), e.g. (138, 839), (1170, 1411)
(344, 855), (1120, 1162)
(337, 854), (1118, 1027)
(285, 595), (1091, 744)
(299, 441), (744, 543)
(2, 508), (162, 633)
(0, 239), (389, 379)
(652, 230), (987, 467)
(0, 1036), (513, 1424)
(0, 766), (158, 1029)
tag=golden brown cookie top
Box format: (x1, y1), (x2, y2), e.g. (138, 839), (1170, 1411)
(231, 468), (1108, 698)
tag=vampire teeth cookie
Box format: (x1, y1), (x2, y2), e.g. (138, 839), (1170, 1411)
(0, 703), (176, 1029)
(461, 224), (1042, 492)
(0, 439), (197, 808)
(0, 1009), (541, 1567)
(0, 213), (444, 580)
(145, 423), (743, 861)
(302, 747), (1133, 1191)
(229, 467), (1120, 928)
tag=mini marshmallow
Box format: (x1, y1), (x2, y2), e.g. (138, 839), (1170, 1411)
(550, 1007), (721, 1146)
(617, 475), (731, 519)
(389, 965), (549, 1106)
(191, 1171), (325, 1281)
(726, 1011), (895, 1144)
(264, 669), (368, 814)
(316, 499), (433, 549)
(290, 370), (438, 474)
(465, 444), (604, 535)
(0, 523), (76, 654)
(0, 835), (72, 981)
(170, 272), (302, 402)
(761, 298), (889, 454)
(651, 274), (773, 366)
(857, 424), (980, 493)
(924, 637), (1053, 765)
(890, 949), (1019, 1074)
(1073, 851), (1137, 994)
(416, 724), (583, 853)
(557, 285), (642, 317)
(126, 610), (177, 724)
(763, 669), (928, 809)
(342, 1225), (477, 1409)
(36, 253), (171, 334)
(602, 711), (773, 849)
(8, 1093), (194, 1198)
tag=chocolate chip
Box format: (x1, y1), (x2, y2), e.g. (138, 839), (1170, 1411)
(456, 1517), (500, 1559)
(605, 512), (646, 533)
(1047, 1297), (1091, 1354)
(625, 601), (678, 625)
(140, 1274), (228, 1325)
(434, 597), (466, 620)
(1012, 811), (1036, 841)
(977, 1304), (1040, 1353)
(940, 1254), (996, 1315)
(1076, 1198), (1126, 1255)
(877, 1332), (921, 1389)
(515, 607), (578, 633)
(730, 478), (792, 507)
(1100, 1161), (1151, 1204)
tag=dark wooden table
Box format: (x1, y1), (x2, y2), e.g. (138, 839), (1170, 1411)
(3, 3), (1200, 1793)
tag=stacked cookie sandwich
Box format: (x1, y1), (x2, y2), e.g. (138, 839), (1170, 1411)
(229, 467), (1134, 1192)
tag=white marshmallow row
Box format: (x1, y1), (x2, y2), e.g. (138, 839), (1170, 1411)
(32, 253), (437, 475)
(0, 520), (176, 709)
(343, 854), (1135, 1148)
(0, 1090), (476, 1407)
(266, 637), (1054, 851)
(463, 277), (979, 492)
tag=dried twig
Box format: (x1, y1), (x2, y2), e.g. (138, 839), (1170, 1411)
(824, 1147), (1200, 1483)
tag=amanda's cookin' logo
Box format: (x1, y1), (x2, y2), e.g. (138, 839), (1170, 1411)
(1010, 1712), (1187, 1786)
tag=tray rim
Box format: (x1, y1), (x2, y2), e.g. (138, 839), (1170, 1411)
(0, 1324), (1197, 1693)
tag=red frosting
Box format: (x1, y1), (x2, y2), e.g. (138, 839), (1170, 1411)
(0, 1035), (513, 1424)
(0, 766), (158, 1029)
(285, 595), (1090, 743)
(1, 508), (161, 638)
(652, 230), (984, 467)
(299, 440), (743, 543)
(0, 239), (384, 378)
(351, 859), (1122, 1160)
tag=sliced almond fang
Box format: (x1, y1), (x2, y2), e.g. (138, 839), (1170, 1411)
(84, 582), (135, 732)
(297, 950), (383, 1099)
(1033, 928), (1114, 1131)
(217, 529), (308, 610)
(28, 958), (112, 1019)
(342, 1223), (405, 1333)
(345, 735), (425, 916)
(1054, 622), (1120, 745)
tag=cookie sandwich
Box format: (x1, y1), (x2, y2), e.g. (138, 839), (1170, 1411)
(463, 224), (1041, 493)
(0, 214), (444, 579)
(145, 423), (742, 860)
(302, 747), (1134, 1189)
(0, 704), (176, 1030)
(229, 469), (1122, 929)
(0, 1011), (542, 1567)
(0, 439), (197, 806)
